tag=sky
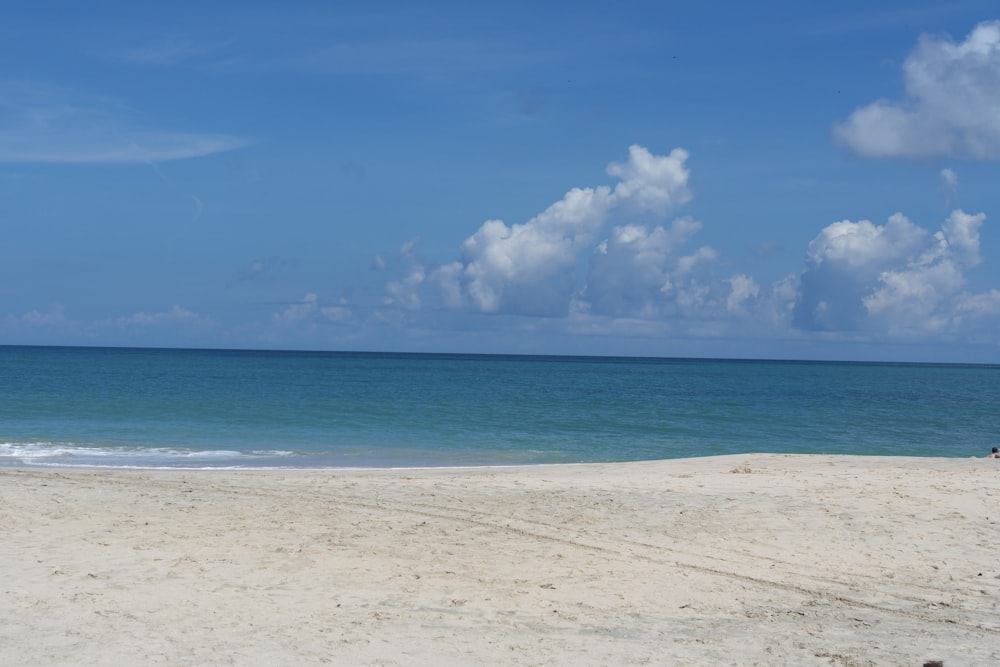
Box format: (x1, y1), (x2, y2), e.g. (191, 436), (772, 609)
(2, 1), (1000, 362)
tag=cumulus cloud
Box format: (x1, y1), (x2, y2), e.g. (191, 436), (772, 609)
(954, 289), (1000, 332)
(380, 240), (428, 309)
(584, 217), (720, 319)
(834, 20), (1000, 159)
(453, 187), (610, 315)
(428, 145), (694, 317)
(727, 275), (761, 313)
(381, 146), (784, 331)
(793, 209), (988, 335)
(378, 145), (998, 348)
(606, 146), (693, 215)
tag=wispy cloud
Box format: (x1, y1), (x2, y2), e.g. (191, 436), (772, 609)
(3, 304), (215, 338)
(112, 6), (562, 83)
(0, 83), (246, 164)
(239, 257), (297, 282)
(300, 35), (554, 78)
(3, 304), (71, 329)
(104, 305), (215, 329)
(115, 37), (233, 67)
(796, 4), (977, 36)
(272, 293), (352, 328)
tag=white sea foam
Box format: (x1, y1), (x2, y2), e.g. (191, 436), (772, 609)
(0, 442), (295, 468)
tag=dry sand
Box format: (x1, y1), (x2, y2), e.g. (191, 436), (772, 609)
(2, 454), (999, 666)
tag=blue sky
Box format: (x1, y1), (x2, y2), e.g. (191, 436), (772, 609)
(2, 1), (1000, 361)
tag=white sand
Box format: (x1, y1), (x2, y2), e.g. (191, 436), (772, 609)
(2, 454), (998, 666)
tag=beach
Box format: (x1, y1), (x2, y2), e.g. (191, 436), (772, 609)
(2, 454), (998, 665)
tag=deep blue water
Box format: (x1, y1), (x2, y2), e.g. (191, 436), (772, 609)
(1, 346), (997, 468)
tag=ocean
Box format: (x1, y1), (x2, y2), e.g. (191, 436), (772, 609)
(2, 345), (997, 468)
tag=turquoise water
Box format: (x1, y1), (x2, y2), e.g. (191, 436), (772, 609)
(1, 346), (998, 468)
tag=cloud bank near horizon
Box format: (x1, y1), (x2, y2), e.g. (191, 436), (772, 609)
(794, 209), (997, 337)
(378, 144), (997, 347)
(5, 142), (998, 354)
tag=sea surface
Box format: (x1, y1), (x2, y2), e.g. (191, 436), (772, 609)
(2, 345), (998, 468)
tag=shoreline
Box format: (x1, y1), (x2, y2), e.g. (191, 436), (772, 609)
(3, 454), (998, 665)
(2, 450), (993, 472)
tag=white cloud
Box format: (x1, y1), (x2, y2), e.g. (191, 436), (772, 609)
(240, 256), (296, 282)
(941, 207), (983, 266)
(607, 146), (692, 215)
(863, 261), (965, 333)
(0, 84), (245, 164)
(378, 146), (999, 350)
(940, 168), (959, 208)
(273, 293), (351, 328)
(834, 20), (1000, 159)
(274, 294), (319, 326)
(584, 217), (718, 319)
(954, 289), (1000, 321)
(727, 275), (760, 313)
(792, 213), (924, 331)
(384, 146), (796, 336)
(0, 128), (245, 165)
(116, 38), (232, 67)
(3, 304), (218, 342)
(3, 305), (71, 328)
(940, 167), (958, 190)
(806, 213), (928, 269)
(380, 241), (427, 309)
(384, 265), (426, 309)
(303, 34), (551, 79)
(425, 145), (693, 317)
(242, 259), (268, 281)
(428, 262), (465, 308)
(109, 305), (214, 329)
(793, 209), (989, 335)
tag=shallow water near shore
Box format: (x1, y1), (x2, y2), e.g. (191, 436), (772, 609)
(2, 345), (998, 468)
